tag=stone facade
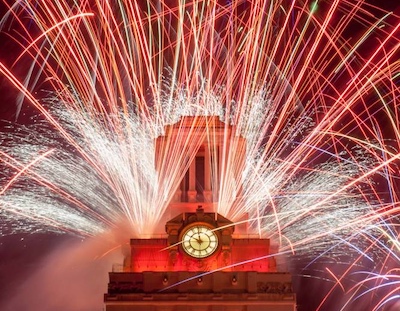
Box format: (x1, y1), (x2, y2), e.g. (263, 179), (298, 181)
(104, 117), (296, 311)
(105, 271), (296, 311)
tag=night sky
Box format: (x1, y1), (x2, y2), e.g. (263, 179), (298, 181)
(0, 1), (399, 311)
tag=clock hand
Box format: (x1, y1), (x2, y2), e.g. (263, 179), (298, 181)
(196, 228), (203, 244)
(195, 235), (203, 244)
(190, 236), (202, 250)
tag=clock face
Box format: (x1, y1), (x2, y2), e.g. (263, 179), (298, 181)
(181, 225), (218, 258)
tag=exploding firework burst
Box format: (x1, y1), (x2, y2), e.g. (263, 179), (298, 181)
(0, 0), (399, 310)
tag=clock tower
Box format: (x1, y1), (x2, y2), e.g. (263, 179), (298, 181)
(104, 117), (297, 310)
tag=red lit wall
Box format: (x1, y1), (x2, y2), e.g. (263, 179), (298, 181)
(128, 238), (275, 272)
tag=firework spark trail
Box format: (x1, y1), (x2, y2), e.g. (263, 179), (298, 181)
(0, 0), (399, 310)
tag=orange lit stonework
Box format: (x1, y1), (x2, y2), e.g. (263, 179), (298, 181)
(104, 117), (296, 311)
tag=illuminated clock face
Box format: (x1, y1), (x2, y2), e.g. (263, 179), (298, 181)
(181, 225), (218, 258)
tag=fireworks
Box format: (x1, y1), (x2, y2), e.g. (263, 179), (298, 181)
(0, 0), (399, 310)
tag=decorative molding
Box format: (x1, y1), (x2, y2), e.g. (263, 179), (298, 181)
(256, 282), (293, 294)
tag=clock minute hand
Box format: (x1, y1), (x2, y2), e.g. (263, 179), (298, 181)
(195, 235), (203, 244)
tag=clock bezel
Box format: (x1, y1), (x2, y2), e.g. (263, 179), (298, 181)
(179, 222), (220, 259)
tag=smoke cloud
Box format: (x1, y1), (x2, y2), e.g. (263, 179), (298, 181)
(3, 234), (124, 311)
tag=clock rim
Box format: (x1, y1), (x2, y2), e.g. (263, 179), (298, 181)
(179, 222), (220, 259)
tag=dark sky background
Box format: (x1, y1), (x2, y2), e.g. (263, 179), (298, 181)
(0, 1), (399, 311)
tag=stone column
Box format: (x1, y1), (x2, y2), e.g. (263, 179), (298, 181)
(188, 159), (197, 202)
(204, 145), (212, 202)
